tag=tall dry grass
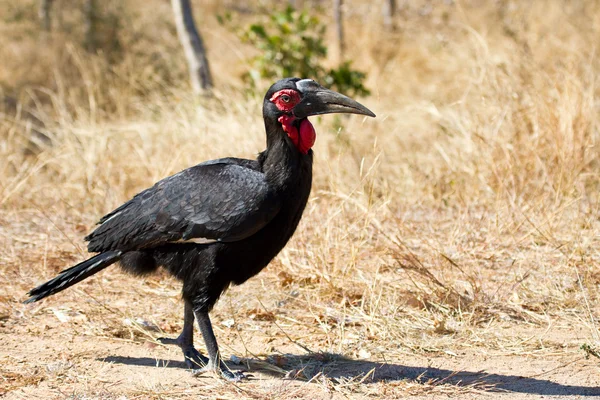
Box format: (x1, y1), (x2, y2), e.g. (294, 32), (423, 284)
(1, 0), (599, 383)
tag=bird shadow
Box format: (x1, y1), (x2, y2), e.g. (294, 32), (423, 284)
(100, 352), (600, 396)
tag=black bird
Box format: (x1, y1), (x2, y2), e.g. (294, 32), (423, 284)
(25, 78), (375, 381)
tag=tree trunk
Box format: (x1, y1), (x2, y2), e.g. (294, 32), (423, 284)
(39, 0), (53, 32)
(382, 0), (396, 30)
(84, 0), (97, 52)
(333, 0), (345, 61)
(171, 0), (213, 94)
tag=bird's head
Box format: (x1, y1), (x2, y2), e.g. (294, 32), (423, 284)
(264, 78), (375, 154)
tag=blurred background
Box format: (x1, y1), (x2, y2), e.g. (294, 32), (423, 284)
(2, 0), (599, 211)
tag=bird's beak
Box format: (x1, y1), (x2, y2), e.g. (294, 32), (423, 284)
(293, 81), (376, 119)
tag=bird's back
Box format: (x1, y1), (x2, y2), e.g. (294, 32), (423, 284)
(85, 157), (273, 253)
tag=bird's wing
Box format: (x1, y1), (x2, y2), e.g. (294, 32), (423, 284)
(85, 158), (280, 252)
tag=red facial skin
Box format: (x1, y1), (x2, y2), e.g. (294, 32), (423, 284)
(278, 115), (316, 155)
(270, 89), (316, 155)
(270, 89), (302, 112)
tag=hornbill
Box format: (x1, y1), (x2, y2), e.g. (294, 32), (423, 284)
(25, 78), (375, 381)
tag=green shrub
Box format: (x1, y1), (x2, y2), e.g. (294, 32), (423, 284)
(223, 6), (369, 97)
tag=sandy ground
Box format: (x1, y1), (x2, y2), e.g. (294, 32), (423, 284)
(1, 295), (599, 399)
(1, 211), (600, 399)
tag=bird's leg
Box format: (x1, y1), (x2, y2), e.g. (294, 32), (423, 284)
(193, 310), (246, 382)
(158, 301), (208, 369)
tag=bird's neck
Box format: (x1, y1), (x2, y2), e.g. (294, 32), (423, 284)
(259, 117), (312, 190)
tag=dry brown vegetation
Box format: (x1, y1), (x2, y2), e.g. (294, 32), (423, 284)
(1, 0), (600, 398)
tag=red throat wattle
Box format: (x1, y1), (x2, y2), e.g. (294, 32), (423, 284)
(278, 115), (315, 155)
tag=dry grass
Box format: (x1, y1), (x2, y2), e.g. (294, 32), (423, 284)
(1, 0), (600, 398)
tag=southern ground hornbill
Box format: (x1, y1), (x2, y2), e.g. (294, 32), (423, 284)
(25, 78), (375, 381)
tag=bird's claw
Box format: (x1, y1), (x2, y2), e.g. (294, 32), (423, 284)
(157, 336), (209, 370)
(190, 365), (248, 382)
(222, 369), (248, 382)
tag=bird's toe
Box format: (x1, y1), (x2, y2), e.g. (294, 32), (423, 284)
(221, 369), (248, 382)
(183, 347), (209, 369)
(157, 337), (179, 345)
(189, 363), (248, 382)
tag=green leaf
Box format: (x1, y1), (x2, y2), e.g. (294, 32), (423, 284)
(228, 6), (370, 97)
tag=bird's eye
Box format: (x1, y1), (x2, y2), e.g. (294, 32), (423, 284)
(281, 94), (291, 103)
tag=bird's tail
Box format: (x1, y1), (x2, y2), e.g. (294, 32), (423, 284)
(25, 250), (122, 303)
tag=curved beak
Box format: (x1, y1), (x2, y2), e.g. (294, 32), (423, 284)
(293, 80), (376, 119)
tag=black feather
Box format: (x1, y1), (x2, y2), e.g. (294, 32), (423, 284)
(85, 158), (279, 252)
(25, 251), (122, 303)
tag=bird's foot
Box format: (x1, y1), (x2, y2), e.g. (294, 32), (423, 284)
(190, 363), (248, 382)
(157, 336), (209, 369)
(182, 346), (209, 369)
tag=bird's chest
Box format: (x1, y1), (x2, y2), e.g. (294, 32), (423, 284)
(259, 159), (312, 248)
(226, 161), (312, 284)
